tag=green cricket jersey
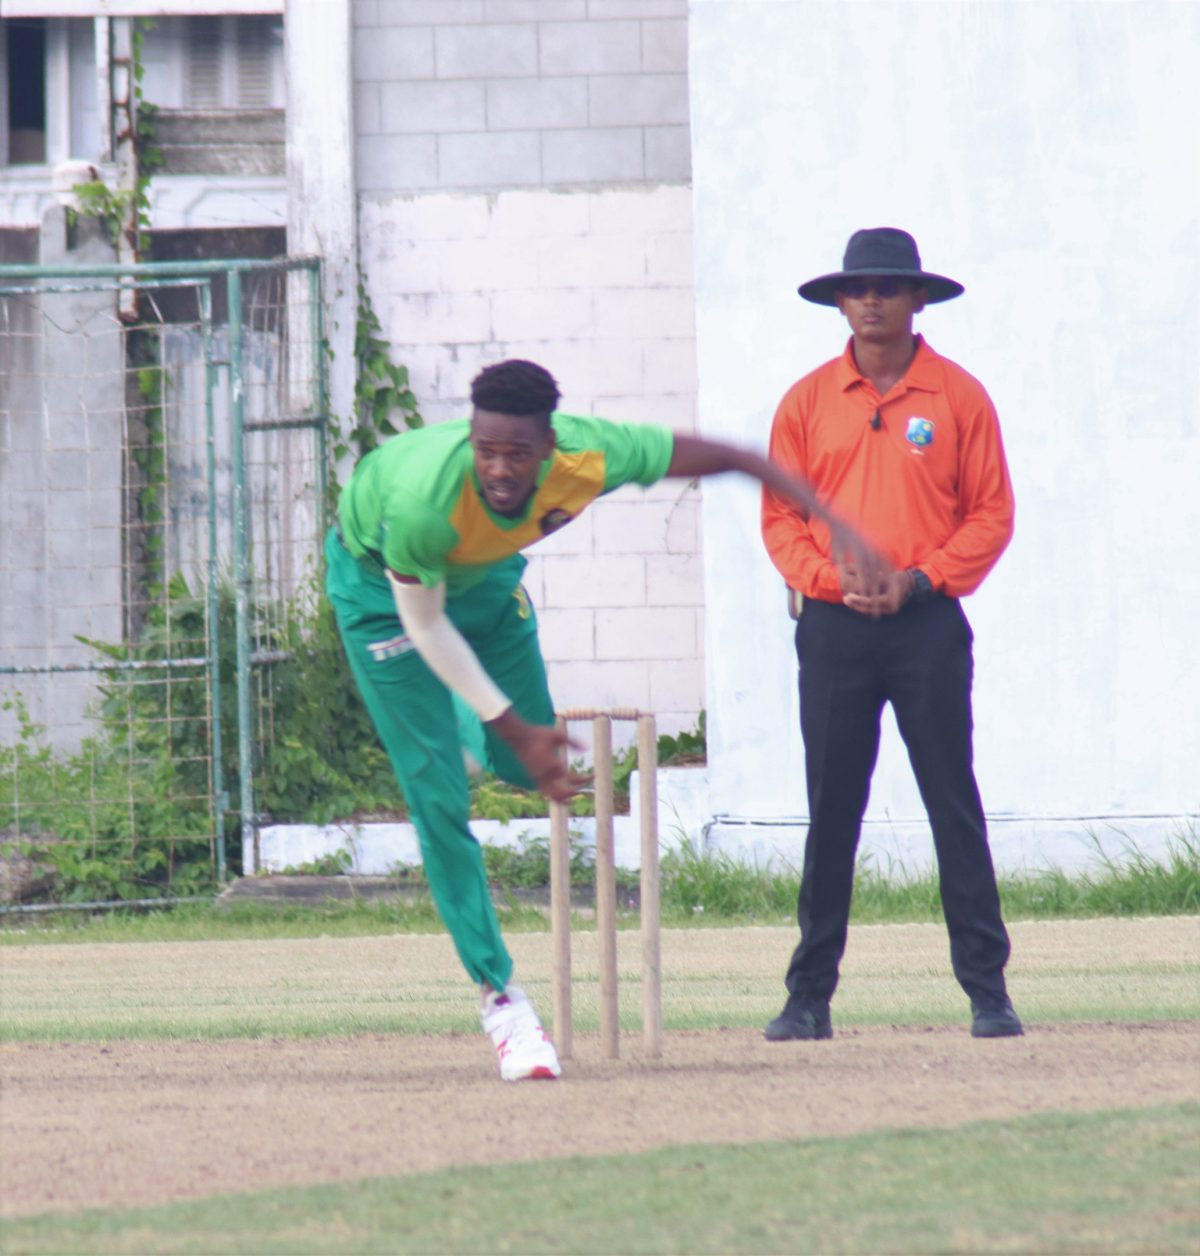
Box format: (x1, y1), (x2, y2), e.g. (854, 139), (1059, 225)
(337, 413), (674, 596)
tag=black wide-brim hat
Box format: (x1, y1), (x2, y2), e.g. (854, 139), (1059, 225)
(798, 227), (964, 306)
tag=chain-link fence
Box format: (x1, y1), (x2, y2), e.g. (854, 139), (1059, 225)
(0, 258), (328, 904)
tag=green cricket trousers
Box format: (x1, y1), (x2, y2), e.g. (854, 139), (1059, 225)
(324, 528), (554, 992)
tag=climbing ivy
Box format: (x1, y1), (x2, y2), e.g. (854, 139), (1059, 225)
(126, 328), (168, 623)
(129, 20), (163, 254)
(67, 181), (137, 249)
(70, 18), (161, 257)
(345, 279), (424, 462)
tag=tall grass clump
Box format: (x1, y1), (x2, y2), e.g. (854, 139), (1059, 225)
(658, 827), (1200, 925)
(659, 844), (974, 925)
(659, 842), (799, 921)
(999, 826), (1200, 919)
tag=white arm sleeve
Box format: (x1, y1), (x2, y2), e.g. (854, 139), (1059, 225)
(386, 572), (512, 723)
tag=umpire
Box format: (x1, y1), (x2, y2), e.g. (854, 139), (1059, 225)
(760, 227), (1023, 1040)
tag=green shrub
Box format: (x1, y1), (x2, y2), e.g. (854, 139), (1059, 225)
(3, 571), (710, 908)
(0, 693), (213, 903)
(2, 576), (404, 902)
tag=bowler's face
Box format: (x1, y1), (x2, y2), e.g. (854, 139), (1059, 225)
(835, 277), (927, 343)
(470, 409), (555, 517)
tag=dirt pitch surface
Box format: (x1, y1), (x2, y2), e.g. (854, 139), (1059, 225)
(3, 1020), (1198, 1218)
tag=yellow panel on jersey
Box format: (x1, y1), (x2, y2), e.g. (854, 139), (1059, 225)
(447, 448), (606, 566)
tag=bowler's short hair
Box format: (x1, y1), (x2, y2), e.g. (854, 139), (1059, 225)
(470, 360), (560, 428)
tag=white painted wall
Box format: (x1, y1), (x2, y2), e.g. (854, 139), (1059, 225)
(286, 0), (358, 431)
(692, 0), (1199, 871)
(352, 1), (703, 746)
(358, 185), (702, 740)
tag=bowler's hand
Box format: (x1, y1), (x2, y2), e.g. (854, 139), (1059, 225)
(841, 566), (913, 616)
(831, 523), (896, 617)
(489, 709), (588, 803)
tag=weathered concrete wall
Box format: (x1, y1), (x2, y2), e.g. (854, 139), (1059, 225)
(0, 208), (123, 750)
(352, 1), (690, 193)
(352, 0), (702, 742)
(152, 110), (286, 177)
(286, 0), (358, 447)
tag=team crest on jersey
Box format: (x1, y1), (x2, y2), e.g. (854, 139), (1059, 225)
(539, 508), (573, 535)
(905, 417), (934, 448)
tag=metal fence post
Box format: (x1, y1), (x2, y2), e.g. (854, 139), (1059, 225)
(200, 279), (226, 884)
(227, 267), (256, 873)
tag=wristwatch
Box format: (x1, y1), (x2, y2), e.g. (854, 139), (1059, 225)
(906, 568), (934, 603)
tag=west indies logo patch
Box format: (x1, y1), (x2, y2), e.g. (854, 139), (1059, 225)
(905, 417), (934, 448)
(539, 508), (573, 535)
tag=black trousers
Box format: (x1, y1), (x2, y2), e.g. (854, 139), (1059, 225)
(784, 596), (1011, 1007)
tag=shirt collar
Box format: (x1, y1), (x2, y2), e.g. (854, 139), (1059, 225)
(835, 334), (940, 395)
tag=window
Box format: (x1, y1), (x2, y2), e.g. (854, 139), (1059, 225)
(180, 15), (282, 110)
(186, 17), (223, 108)
(235, 16), (276, 108)
(2, 18), (100, 170)
(5, 19), (47, 164)
(0, 13), (284, 173)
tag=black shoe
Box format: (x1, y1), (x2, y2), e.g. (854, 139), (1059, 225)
(764, 997), (833, 1041)
(970, 998), (1024, 1038)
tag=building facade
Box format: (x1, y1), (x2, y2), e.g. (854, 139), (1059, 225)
(6, 1), (1193, 873)
(2, 0), (704, 749)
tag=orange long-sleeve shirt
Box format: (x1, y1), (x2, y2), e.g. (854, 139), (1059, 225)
(762, 336), (1014, 602)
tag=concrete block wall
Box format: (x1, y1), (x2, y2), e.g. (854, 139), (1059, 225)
(353, 0), (702, 744)
(0, 209), (125, 752)
(352, 0), (690, 192)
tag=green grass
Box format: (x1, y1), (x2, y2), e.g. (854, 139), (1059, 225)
(662, 827), (1200, 925)
(3, 828), (1197, 945)
(1, 907), (1196, 1250)
(1, 1104), (1196, 1254)
(2, 917), (1196, 1042)
(0, 896), (552, 945)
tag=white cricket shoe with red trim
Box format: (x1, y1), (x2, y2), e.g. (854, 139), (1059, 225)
(481, 984), (562, 1082)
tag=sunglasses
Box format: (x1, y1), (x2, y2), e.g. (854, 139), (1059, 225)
(837, 277), (919, 300)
